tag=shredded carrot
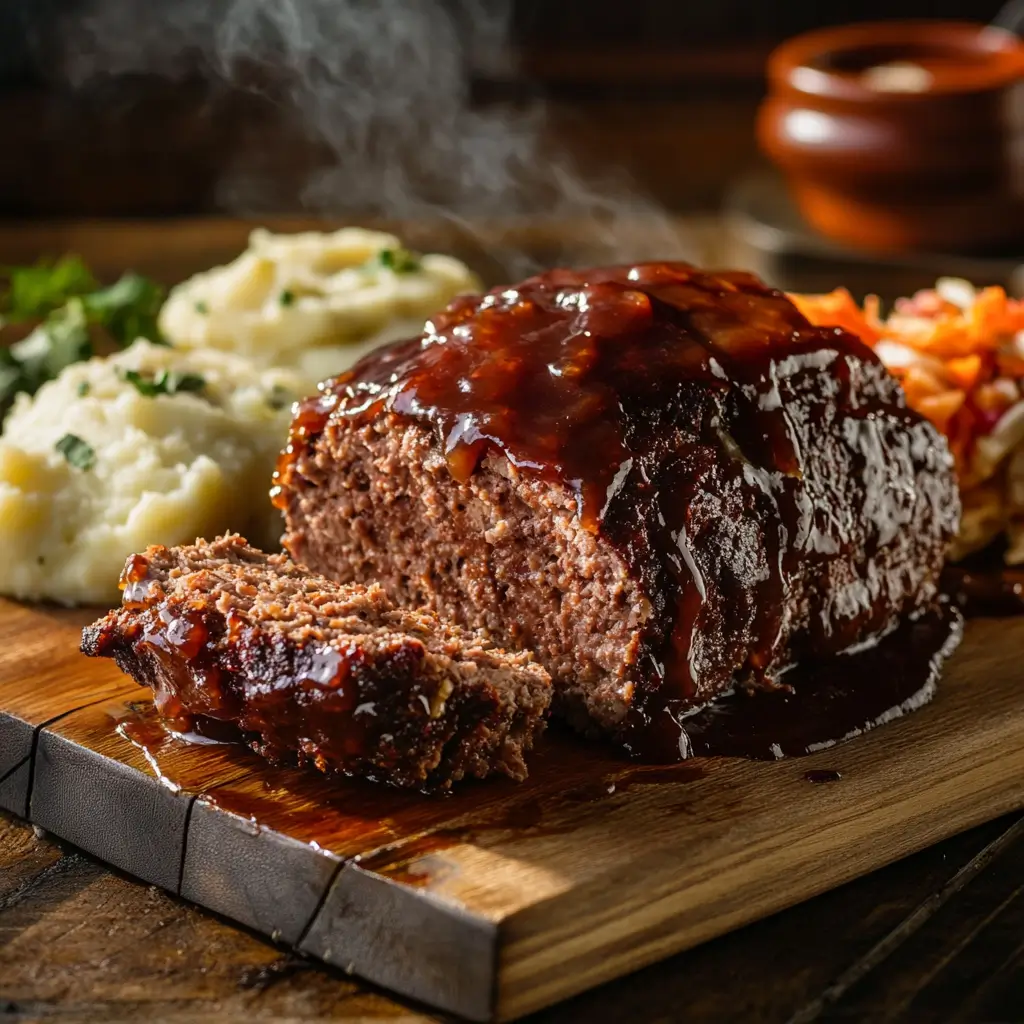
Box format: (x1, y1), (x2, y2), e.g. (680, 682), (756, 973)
(947, 403), (977, 471)
(789, 288), (882, 346)
(901, 365), (946, 405)
(917, 390), (966, 434)
(945, 354), (983, 391)
(974, 381), (1016, 418)
(863, 294), (883, 329)
(998, 352), (1024, 378)
(792, 279), (1024, 479)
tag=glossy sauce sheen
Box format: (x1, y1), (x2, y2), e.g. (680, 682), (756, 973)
(636, 601), (962, 762)
(282, 263), (888, 525)
(277, 262), (959, 760)
(942, 564), (1024, 618)
(108, 556), (378, 767)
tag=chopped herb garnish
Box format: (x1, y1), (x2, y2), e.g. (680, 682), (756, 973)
(118, 369), (161, 397)
(0, 257), (167, 418)
(1, 255), (97, 321)
(0, 362), (22, 412)
(279, 289), (295, 307)
(169, 372), (206, 394)
(119, 368), (206, 398)
(194, 300), (209, 315)
(266, 384), (293, 410)
(0, 300), (92, 420)
(55, 433), (96, 471)
(376, 247), (422, 274)
(40, 300), (92, 377)
(76, 380), (91, 396)
(84, 273), (166, 347)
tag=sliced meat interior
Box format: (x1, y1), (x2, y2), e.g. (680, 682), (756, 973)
(82, 534), (551, 789)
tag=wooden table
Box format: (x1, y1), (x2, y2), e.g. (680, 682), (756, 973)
(1, 216), (1023, 1021)
(2, 807), (1022, 1022)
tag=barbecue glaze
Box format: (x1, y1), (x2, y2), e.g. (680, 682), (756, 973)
(277, 263), (960, 756)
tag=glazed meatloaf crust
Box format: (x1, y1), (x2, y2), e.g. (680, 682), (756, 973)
(274, 263), (960, 754)
(82, 535), (551, 788)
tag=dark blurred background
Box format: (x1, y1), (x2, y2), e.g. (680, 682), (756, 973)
(0, 0), (1008, 219)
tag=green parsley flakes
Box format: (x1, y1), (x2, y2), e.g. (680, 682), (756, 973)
(1, 255), (97, 321)
(119, 368), (207, 398)
(376, 247), (422, 274)
(55, 433), (96, 471)
(0, 300), (92, 419)
(0, 256), (167, 416)
(83, 273), (166, 347)
(266, 384), (293, 411)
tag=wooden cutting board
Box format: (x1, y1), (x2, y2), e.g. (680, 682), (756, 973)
(1, 599), (1022, 1022)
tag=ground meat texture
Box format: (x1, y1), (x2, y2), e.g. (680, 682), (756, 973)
(281, 422), (646, 734)
(81, 535), (551, 789)
(275, 263), (960, 754)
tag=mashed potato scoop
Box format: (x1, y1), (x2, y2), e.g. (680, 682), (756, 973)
(0, 340), (306, 606)
(158, 227), (481, 385)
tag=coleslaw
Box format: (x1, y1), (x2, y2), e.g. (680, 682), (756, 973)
(792, 278), (1024, 563)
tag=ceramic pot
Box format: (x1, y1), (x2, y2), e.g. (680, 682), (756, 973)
(758, 21), (1024, 253)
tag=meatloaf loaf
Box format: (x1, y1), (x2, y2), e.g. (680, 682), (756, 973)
(273, 262), (960, 756)
(82, 534), (551, 788)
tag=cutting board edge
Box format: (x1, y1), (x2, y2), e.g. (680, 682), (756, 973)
(493, 757), (1024, 1021)
(9, 736), (1022, 1024)
(4, 603), (1024, 1023)
(301, 861), (499, 1022)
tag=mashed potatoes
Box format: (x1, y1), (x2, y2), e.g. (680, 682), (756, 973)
(0, 227), (481, 606)
(0, 340), (306, 605)
(159, 227), (481, 384)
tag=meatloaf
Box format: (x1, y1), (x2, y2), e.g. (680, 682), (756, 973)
(82, 534), (551, 788)
(274, 262), (960, 756)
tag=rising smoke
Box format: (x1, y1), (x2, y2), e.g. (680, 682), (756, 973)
(54, 0), (695, 274)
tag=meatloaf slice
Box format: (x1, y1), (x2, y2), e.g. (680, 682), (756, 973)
(275, 262), (960, 753)
(81, 534), (551, 788)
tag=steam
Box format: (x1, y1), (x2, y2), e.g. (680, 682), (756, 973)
(55, 0), (695, 275)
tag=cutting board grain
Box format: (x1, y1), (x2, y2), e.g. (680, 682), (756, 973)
(1, 599), (1023, 1022)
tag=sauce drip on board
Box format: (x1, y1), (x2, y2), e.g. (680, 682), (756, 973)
(618, 601), (962, 762)
(108, 603), (959, 859)
(942, 563), (1024, 618)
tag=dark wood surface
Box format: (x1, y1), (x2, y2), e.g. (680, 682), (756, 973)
(0, 4), (1010, 222)
(724, 173), (1024, 301)
(3, 807), (1022, 1023)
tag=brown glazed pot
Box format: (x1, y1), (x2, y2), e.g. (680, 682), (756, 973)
(758, 21), (1024, 253)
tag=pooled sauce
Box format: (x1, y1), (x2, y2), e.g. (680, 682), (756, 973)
(942, 563), (1024, 618)
(619, 601), (962, 762)
(115, 703), (208, 793)
(276, 263), (959, 758)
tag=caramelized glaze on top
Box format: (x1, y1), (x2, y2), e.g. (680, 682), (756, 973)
(275, 263), (957, 747)
(276, 264), (889, 519)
